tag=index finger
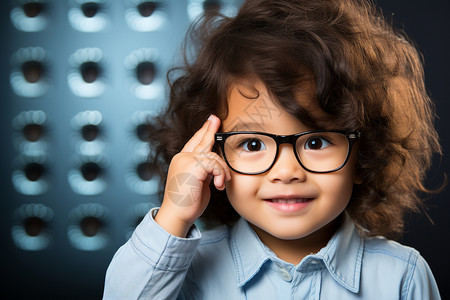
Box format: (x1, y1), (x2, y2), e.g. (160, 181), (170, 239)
(193, 114), (221, 153)
(181, 115), (220, 153)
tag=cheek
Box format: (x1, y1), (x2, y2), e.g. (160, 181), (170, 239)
(317, 171), (355, 209)
(225, 174), (259, 206)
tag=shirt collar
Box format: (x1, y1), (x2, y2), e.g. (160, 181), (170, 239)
(312, 214), (364, 293)
(230, 218), (272, 287)
(229, 215), (364, 293)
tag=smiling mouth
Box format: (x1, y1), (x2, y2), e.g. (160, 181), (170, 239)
(267, 198), (313, 203)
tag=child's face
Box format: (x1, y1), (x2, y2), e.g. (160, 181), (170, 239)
(221, 80), (358, 244)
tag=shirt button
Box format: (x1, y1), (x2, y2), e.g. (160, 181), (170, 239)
(278, 267), (292, 282)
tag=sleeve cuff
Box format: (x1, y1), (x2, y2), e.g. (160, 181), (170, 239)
(130, 207), (202, 271)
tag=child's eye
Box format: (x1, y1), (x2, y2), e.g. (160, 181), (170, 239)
(239, 138), (267, 152)
(304, 137), (331, 150)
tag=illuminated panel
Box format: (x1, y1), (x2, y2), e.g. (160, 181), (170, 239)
(68, 155), (107, 195)
(12, 155), (49, 195)
(125, 0), (167, 32)
(67, 203), (109, 251)
(68, 48), (107, 98)
(71, 111), (105, 156)
(68, 0), (109, 32)
(10, 0), (49, 32)
(11, 204), (53, 251)
(10, 47), (50, 98)
(124, 48), (163, 100)
(12, 110), (48, 157)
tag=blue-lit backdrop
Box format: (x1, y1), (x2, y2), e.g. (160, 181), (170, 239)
(0, 1), (243, 299)
(1, 0), (448, 299)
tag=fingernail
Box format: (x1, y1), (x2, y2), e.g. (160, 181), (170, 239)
(207, 114), (215, 121)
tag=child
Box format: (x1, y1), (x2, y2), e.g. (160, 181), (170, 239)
(104, 0), (442, 298)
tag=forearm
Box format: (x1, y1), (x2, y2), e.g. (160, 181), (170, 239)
(103, 208), (201, 299)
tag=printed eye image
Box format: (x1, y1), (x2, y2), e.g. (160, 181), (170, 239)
(68, 48), (107, 98)
(81, 124), (100, 141)
(10, 47), (50, 98)
(125, 0), (167, 32)
(137, 1), (157, 17)
(12, 155), (49, 195)
(68, 155), (107, 195)
(11, 204), (53, 251)
(81, 2), (100, 18)
(130, 111), (155, 142)
(136, 61), (155, 85)
(136, 162), (155, 181)
(21, 60), (44, 83)
(10, 0), (48, 32)
(12, 110), (48, 157)
(126, 157), (158, 195)
(23, 123), (43, 142)
(67, 204), (109, 251)
(68, 0), (109, 32)
(124, 48), (164, 100)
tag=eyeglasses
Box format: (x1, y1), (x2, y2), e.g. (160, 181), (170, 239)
(215, 130), (360, 175)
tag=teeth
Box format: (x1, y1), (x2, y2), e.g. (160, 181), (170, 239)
(271, 198), (307, 203)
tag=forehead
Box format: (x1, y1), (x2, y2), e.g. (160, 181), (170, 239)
(222, 78), (330, 132)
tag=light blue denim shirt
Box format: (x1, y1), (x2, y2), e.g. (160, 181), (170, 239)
(103, 208), (440, 299)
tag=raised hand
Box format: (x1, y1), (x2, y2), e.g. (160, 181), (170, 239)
(154, 114), (231, 237)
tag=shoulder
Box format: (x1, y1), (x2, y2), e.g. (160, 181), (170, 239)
(361, 235), (440, 298)
(362, 235), (422, 282)
(363, 235), (420, 264)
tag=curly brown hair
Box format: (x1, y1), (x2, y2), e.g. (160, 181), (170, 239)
(147, 0), (441, 239)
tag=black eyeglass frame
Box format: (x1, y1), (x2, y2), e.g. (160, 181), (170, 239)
(215, 130), (361, 175)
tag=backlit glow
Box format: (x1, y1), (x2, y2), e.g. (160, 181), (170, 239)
(125, 153), (158, 195)
(12, 155), (48, 195)
(68, 0), (109, 32)
(71, 111), (104, 155)
(12, 203), (53, 251)
(125, 7), (167, 32)
(68, 155), (107, 195)
(10, 47), (49, 98)
(68, 48), (106, 98)
(12, 110), (48, 156)
(10, 2), (48, 32)
(67, 203), (109, 251)
(124, 48), (163, 100)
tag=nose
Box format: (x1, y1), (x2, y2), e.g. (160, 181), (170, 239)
(266, 143), (306, 183)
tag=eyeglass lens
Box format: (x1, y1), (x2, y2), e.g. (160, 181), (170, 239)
(223, 132), (350, 174)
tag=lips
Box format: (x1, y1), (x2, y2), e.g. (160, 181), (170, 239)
(269, 198), (312, 203)
(263, 196), (314, 213)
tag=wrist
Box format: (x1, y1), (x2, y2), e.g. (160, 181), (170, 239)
(154, 205), (194, 238)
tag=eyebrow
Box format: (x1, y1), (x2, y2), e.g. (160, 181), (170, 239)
(227, 122), (267, 132)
